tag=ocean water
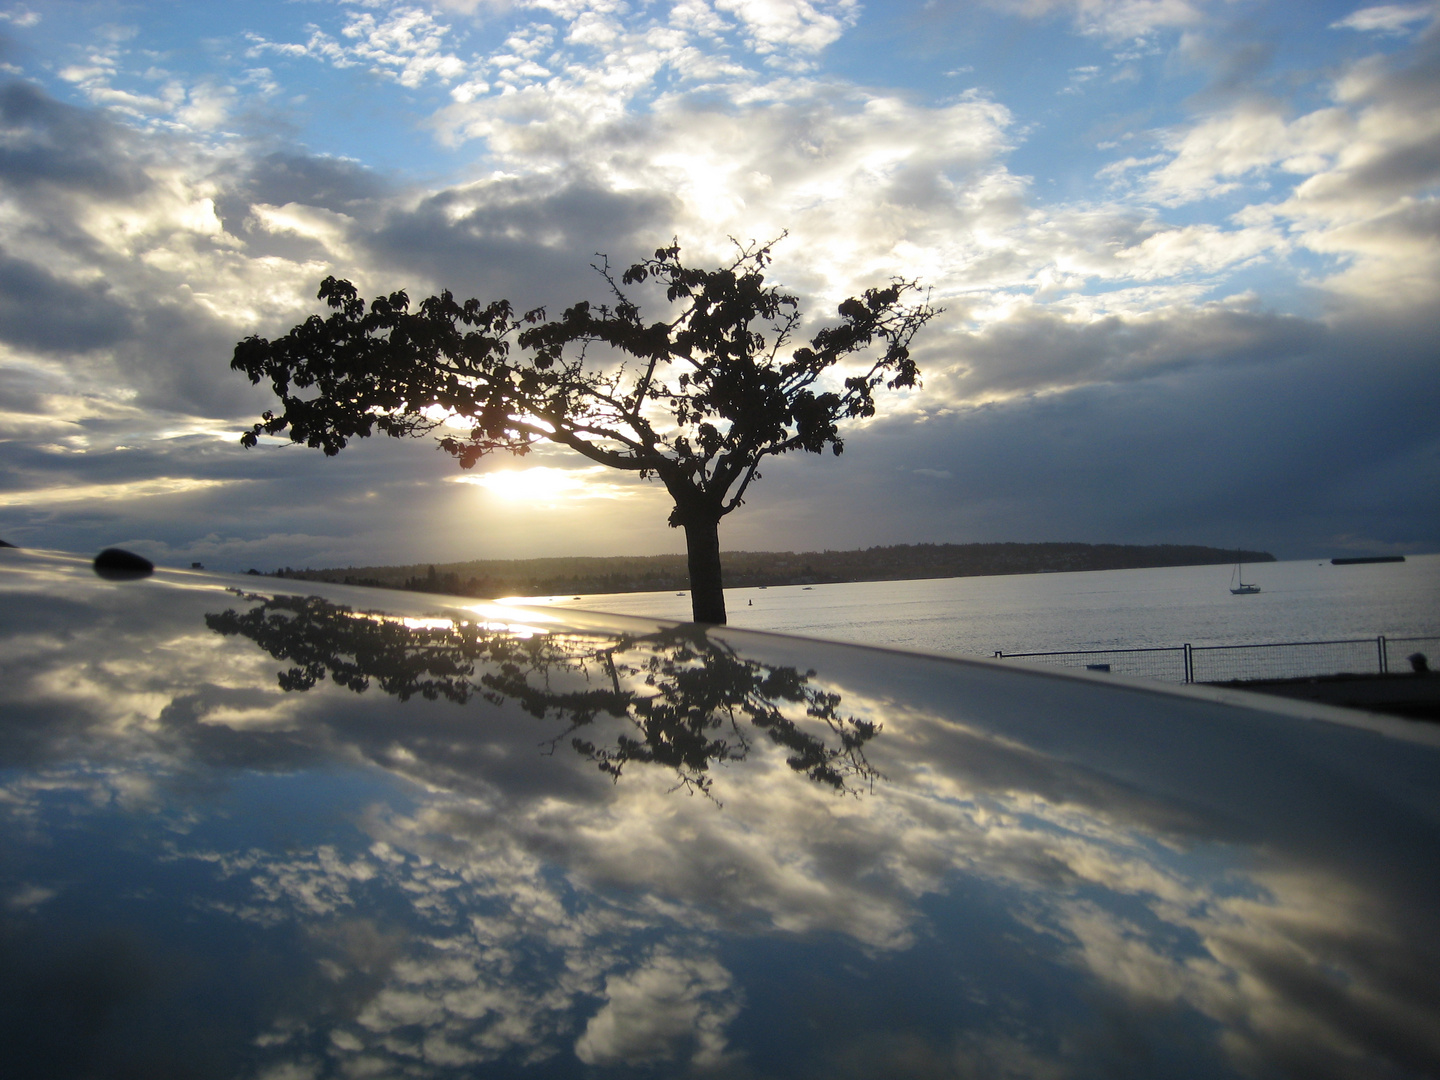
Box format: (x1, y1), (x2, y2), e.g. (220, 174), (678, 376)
(519, 554), (1440, 660)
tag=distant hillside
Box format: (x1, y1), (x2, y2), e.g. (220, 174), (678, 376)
(272, 543), (1274, 598)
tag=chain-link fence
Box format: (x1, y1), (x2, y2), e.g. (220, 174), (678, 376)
(1390, 636), (1440, 672)
(1191, 638), (1383, 682)
(995, 635), (1440, 684)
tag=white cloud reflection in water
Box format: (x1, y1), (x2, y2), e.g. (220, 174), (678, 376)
(0, 556), (1437, 1077)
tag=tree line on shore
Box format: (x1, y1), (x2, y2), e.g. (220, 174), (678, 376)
(269, 542), (1274, 599)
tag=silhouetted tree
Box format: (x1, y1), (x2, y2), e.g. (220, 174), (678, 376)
(205, 594), (880, 798)
(232, 240), (937, 623)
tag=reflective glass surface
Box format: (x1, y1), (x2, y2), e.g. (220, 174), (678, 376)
(2, 548), (1438, 1079)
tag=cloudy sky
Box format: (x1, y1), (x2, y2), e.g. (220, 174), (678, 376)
(0, 0), (1436, 571)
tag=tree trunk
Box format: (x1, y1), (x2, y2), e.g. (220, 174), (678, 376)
(683, 516), (727, 624)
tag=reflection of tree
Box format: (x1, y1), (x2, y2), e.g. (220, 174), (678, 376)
(205, 596), (878, 797)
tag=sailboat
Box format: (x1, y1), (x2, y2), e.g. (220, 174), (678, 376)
(1230, 552), (1261, 595)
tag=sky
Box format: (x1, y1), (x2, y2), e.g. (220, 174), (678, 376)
(0, 0), (1436, 571)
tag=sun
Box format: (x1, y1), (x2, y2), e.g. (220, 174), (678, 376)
(454, 466), (621, 503)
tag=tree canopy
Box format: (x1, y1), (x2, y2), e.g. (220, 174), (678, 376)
(233, 239), (937, 623)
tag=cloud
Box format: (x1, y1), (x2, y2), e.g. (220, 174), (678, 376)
(980, 0), (1208, 41)
(0, 81), (390, 427)
(931, 298), (1321, 402)
(247, 5), (470, 90)
(0, 476), (235, 508)
(1137, 104), (1347, 205)
(0, 9), (41, 30)
(0, 250), (135, 353)
(0, 81), (151, 196)
(1099, 26), (1440, 309)
(726, 309), (1440, 557)
(236, 151), (392, 214)
(365, 173), (679, 302)
(712, 0), (859, 55)
(0, 2), (1437, 563)
(428, 77), (1024, 324)
(1331, 3), (1438, 35)
(48, 25), (242, 134)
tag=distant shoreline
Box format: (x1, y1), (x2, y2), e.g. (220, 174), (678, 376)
(269, 542), (1276, 600)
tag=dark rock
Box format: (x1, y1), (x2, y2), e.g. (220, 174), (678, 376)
(94, 548), (154, 580)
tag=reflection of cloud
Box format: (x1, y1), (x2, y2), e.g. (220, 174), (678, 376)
(575, 951), (741, 1068)
(6, 882), (57, 910)
(170, 798), (747, 1072)
(3, 560), (1438, 1077)
(1053, 865), (1440, 1079)
(245, 845), (378, 918)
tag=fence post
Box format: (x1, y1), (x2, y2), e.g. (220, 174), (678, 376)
(1184, 643), (1192, 683)
(1379, 635), (1387, 674)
